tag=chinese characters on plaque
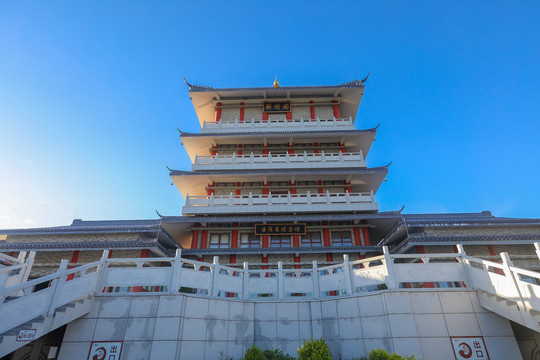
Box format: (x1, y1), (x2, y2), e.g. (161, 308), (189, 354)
(87, 341), (123, 360)
(263, 101), (291, 113)
(255, 223), (306, 235)
(450, 337), (489, 360)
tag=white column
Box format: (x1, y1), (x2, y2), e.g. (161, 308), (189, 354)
(169, 249), (183, 294)
(278, 262), (284, 299)
(342, 254), (354, 295)
(243, 262), (249, 299)
(211, 256), (220, 297)
(383, 246), (398, 290)
(312, 260), (320, 299)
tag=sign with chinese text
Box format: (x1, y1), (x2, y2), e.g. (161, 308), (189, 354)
(263, 101), (291, 113)
(87, 341), (123, 360)
(450, 337), (489, 360)
(255, 223), (306, 235)
(16, 329), (36, 342)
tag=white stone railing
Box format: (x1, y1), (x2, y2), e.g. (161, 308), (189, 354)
(0, 256), (106, 334)
(182, 191), (378, 215)
(0, 251), (35, 290)
(201, 117), (355, 132)
(192, 151), (366, 170)
(2, 245), (540, 334)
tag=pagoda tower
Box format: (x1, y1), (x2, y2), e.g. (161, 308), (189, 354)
(164, 78), (395, 276)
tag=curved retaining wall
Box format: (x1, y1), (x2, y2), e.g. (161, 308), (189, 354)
(58, 290), (521, 360)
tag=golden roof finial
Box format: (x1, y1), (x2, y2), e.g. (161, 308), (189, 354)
(273, 76), (279, 88)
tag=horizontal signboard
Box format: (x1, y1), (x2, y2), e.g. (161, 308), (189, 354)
(263, 101), (291, 113)
(255, 223), (306, 235)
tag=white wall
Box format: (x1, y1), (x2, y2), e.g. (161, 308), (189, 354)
(58, 290), (522, 360)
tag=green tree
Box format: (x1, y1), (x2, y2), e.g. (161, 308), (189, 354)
(297, 338), (332, 360)
(360, 348), (416, 360)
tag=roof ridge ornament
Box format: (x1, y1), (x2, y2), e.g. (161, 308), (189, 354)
(183, 77), (214, 91)
(361, 73), (369, 83)
(273, 76), (280, 88)
(339, 74), (369, 87)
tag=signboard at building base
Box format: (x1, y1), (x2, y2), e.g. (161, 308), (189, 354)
(450, 337), (489, 360)
(16, 329), (36, 342)
(87, 341), (123, 360)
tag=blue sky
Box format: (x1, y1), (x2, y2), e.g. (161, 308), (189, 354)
(1, 1), (539, 228)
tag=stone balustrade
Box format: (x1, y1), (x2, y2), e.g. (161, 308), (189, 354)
(201, 117), (355, 132)
(182, 191), (378, 215)
(2, 245), (540, 339)
(192, 151), (366, 170)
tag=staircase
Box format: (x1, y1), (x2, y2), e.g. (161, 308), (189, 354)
(0, 254), (108, 357)
(464, 249), (540, 332)
(0, 296), (93, 357)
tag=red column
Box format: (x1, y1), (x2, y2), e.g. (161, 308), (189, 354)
(487, 245), (497, 257)
(294, 255), (301, 269)
(353, 228), (362, 246)
(200, 229), (208, 249)
(323, 221), (331, 248)
(191, 224), (199, 249)
(317, 180), (324, 194)
(231, 223), (239, 249)
(288, 143), (294, 154)
(344, 180), (352, 193)
(309, 100), (315, 120)
(262, 181), (269, 195)
(293, 234), (301, 268)
(293, 234), (300, 247)
(239, 102), (245, 122)
(488, 245), (504, 275)
(322, 222), (330, 245)
(262, 235), (269, 269)
(286, 111), (292, 120)
(108, 250), (113, 258)
(262, 109), (269, 121)
(263, 144), (269, 155)
(207, 182), (215, 196)
(290, 181), (296, 195)
(237, 144), (243, 156)
(338, 142), (346, 153)
(314, 142), (320, 154)
(361, 222), (371, 246)
(236, 182), (241, 196)
(211, 145), (218, 156)
(215, 102), (222, 122)
(66, 251), (80, 281)
(332, 100), (340, 118)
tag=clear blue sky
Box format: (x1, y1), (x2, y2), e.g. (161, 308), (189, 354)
(1, 1), (539, 228)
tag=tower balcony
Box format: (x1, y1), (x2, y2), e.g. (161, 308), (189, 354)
(191, 151), (366, 171)
(182, 191), (378, 215)
(201, 117), (355, 133)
